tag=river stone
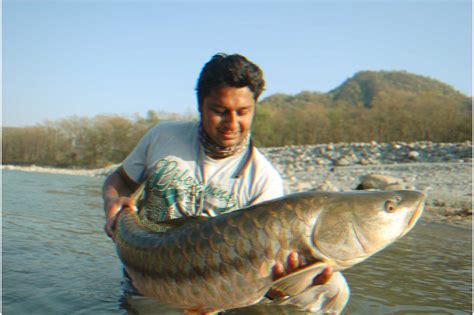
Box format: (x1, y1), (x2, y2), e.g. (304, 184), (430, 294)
(296, 181), (313, 192)
(356, 173), (404, 190)
(408, 151), (420, 160)
(335, 157), (351, 166)
(315, 180), (339, 192)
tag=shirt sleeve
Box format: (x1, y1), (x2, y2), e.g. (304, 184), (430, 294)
(121, 126), (156, 184)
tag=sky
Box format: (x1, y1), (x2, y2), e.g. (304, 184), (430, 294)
(3, 0), (472, 127)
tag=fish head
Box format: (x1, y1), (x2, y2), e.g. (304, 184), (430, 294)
(312, 190), (426, 269)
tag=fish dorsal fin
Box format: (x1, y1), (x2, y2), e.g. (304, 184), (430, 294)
(268, 262), (329, 298)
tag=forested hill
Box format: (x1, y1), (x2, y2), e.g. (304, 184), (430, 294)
(330, 70), (469, 108)
(3, 70), (472, 168)
(253, 70), (471, 147)
(260, 70), (470, 109)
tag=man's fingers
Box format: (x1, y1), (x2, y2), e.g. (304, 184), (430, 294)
(273, 252), (304, 280)
(120, 197), (137, 211)
(273, 262), (285, 280)
(104, 223), (115, 240)
(104, 196), (139, 240)
(287, 252), (300, 272)
(312, 266), (333, 285)
(104, 203), (123, 240)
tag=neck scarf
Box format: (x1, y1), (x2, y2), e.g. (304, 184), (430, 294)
(198, 124), (250, 159)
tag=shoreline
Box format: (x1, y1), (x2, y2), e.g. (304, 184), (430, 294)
(0, 164), (115, 177)
(2, 161), (471, 228)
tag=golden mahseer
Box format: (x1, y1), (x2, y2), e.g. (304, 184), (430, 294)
(113, 190), (426, 314)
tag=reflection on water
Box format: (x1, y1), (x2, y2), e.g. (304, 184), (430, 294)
(2, 170), (472, 314)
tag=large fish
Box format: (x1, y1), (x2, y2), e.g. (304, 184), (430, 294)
(113, 190), (426, 314)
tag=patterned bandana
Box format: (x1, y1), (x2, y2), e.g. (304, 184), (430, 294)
(198, 124), (250, 159)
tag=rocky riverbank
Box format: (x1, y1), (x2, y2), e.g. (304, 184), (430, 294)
(2, 141), (472, 226)
(260, 141), (472, 226)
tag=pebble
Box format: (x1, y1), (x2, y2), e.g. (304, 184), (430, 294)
(261, 142), (471, 169)
(408, 151), (420, 160)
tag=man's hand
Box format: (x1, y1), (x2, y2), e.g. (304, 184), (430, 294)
(104, 196), (137, 240)
(273, 252), (304, 280)
(102, 167), (140, 240)
(272, 252), (333, 283)
(267, 253), (333, 300)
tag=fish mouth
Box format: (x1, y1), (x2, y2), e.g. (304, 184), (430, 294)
(403, 199), (425, 236)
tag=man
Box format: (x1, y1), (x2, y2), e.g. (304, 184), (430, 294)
(102, 53), (343, 312)
(103, 53), (284, 238)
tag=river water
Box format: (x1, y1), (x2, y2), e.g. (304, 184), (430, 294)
(2, 170), (472, 314)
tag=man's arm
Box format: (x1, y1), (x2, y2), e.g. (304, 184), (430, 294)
(102, 166), (140, 239)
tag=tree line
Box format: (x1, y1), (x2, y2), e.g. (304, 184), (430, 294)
(253, 90), (471, 147)
(3, 91), (471, 169)
(3, 111), (162, 168)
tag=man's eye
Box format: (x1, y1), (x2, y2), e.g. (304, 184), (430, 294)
(212, 108), (225, 114)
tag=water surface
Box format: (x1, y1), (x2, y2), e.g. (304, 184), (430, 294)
(2, 170), (472, 314)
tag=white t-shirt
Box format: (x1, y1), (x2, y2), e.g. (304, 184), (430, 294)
(122, 121), (284, 225)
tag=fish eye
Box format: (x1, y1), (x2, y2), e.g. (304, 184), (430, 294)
(384, 200), (397, 213)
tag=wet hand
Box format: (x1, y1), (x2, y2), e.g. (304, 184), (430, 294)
(312, 265), (333, 285)
(272, 252), (333, 283)
(104, 196), (137, 240)
(267, 253), (333, 300)
(272, 252), (304, 280)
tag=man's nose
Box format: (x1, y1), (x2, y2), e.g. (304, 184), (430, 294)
(224, 112), (238, 129)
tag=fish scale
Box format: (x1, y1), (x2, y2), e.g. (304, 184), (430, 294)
(114, 190), (426, 313)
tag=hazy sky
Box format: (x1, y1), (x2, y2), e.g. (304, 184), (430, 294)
(3, 0), (472, 127)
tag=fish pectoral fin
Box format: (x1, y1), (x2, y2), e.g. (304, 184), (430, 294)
(268, 262), (330, 299)
(277, 272), (350, 313)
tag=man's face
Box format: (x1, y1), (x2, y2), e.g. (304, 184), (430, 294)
(200, 86), (256, 148)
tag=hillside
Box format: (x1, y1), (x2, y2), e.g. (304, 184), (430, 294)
(253, 70), (471, 147)
(260, 70), (471, 109)
(330, 70), (469, 108)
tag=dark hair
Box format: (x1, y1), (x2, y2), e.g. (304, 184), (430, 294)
(196, 53), (265, 110)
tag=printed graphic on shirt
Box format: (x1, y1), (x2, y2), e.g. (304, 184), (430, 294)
(142, 157), (238, 224)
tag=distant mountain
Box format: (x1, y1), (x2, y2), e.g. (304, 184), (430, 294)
(260, 70), (470, 109)
(329, 70), (469, 108)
